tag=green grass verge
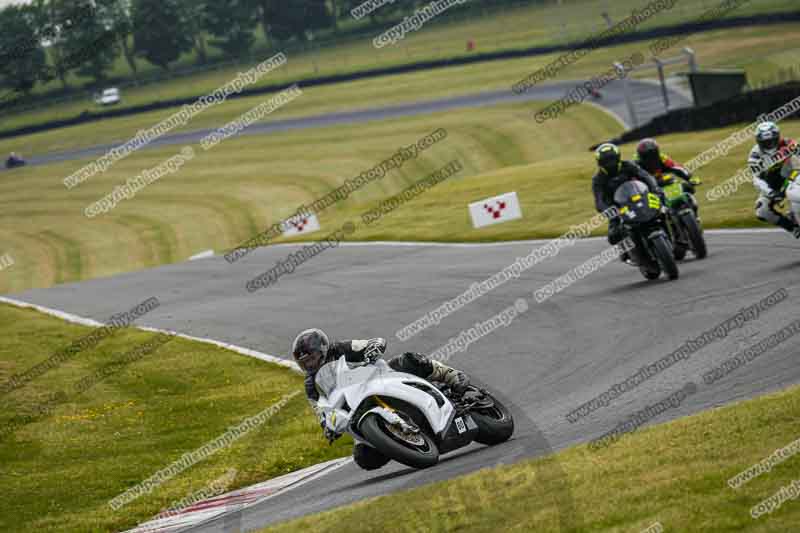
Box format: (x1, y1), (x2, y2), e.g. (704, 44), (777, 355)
(0, 303), (351, 533)
(260, 383), (800, 532)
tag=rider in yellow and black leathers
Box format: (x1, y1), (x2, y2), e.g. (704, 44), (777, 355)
(592, 143), (665, 253)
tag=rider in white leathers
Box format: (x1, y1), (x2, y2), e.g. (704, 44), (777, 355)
(749, 122), (800, 238)
(291, 328), (469, 470)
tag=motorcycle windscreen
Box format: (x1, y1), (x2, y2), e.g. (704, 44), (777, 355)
(314, 361), (338, 398)
(662, 182), (684, 201)
(613, 180), (650, 206)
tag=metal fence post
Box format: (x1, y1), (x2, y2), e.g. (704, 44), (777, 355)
(683, 47), (698, 73)
(615, 61), (639, 128)
(654, 58), (670, 112)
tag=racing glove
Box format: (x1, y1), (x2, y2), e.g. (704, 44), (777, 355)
(323, 426), (340, 445)
(320, 413), (341, 444)
(688, 176), (702, 186)
(363, 338), (386, 364)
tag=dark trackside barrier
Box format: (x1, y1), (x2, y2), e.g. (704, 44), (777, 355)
(591, 82), (800, 150)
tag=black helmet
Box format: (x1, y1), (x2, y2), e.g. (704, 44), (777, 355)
(291, 328), (330, 373)
(755, 121), (780, 154)
(595, 143), (621, 175)
(636, 138), (661, 170)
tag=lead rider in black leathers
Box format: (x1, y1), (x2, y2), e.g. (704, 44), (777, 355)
(291, 328), (470, 470)
(592, 143), (666, 262)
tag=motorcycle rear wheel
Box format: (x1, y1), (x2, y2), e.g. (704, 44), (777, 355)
(470, 391), (514, 445)
(673, 243), (688, 261)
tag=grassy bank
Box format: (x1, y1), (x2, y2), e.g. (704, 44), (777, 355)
(0, 304), (351, 533)
(0, 101), (621, 294)
(2, 99), (797, 295)
(262, 382), (800, 532)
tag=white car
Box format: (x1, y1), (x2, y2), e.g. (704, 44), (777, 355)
(95, 88), (121, 106)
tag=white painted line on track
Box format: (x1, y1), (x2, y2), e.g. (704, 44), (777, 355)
(704, 228), (782, 235)
(189, 250), (215, 261)
(0, 296), (302, 373)
(585, 101), (630, 129)
(0, 296), (105, 327)
(168, 229), (783, 262)
(123, 457), (352, 533)
(259, 228), (782, 250)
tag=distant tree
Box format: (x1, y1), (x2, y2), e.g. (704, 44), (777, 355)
(341, 0), (419, 24)
(300, 0), (334, 38)
(57, 0), (120, 85)
(0, 4), (49, 95)
(259, 0), (332, 43)
(256, 0), (276, 49)
(32, 0), (76, 89)
(329, 0), (339, 31)
(103, 0), (139, 76)
(132, 0), (194, 71)
(179, 0), (209, 64)
(203, 0), (259, 59)
(373, 0), (418, 23)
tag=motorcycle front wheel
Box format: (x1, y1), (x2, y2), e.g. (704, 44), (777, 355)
(681, 212), (708, 259)
(360, 414), (439, 469)
(651, 234), (679, 280)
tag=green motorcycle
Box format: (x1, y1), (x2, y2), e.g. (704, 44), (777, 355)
(662, 177), (708, 260)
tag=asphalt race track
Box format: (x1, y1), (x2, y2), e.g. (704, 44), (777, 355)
(2, 79), (690, 171)
(10, 230), (800, 531)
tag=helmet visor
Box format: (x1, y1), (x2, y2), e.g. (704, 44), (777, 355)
(296, 350), (323, 372)
(638, 149), (659, 169)
(758, 137), (779, 152)
(598, 153), (620, 173)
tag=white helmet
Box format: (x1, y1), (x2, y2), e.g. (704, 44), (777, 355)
(755, 121), (780, 155)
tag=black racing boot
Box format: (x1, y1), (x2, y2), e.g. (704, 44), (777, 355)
(429, 360), (470, 395)
(353, 443), (390, 470)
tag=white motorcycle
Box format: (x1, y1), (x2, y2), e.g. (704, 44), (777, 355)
(315, 356), (514, 470)
(781, 155), (800, 224)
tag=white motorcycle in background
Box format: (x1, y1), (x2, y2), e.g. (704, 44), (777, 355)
(781, 155), (800, 224)
(316, 356), (514, 470)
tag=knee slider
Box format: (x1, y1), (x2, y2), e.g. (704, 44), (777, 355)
(755, 198), (778, 223)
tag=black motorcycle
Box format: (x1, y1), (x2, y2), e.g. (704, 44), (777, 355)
(614, 181), (679, 281)
(5, 153), (25, 169)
